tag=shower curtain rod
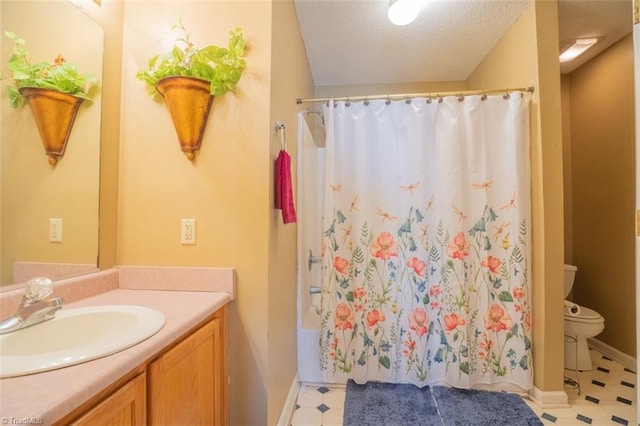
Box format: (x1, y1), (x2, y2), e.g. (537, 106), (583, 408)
(296, 86), (535, 105)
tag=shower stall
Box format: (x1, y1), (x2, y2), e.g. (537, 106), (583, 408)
(296, 111), (338, 384)
(295, 93), (533, 389)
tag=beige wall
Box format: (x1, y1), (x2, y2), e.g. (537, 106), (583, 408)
(268, 1), (314, 424)
(467, 0), (565, 392)
(561, 74), (573, 262)
(565, 33), (636, 356)
(0, 1), (103, 286)
(118, 1), (310, 424)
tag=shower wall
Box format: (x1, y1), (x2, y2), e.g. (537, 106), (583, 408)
(296, 112), (328, 383)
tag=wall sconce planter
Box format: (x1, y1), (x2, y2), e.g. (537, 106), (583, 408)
(2, 32), (96, 166)
(136, 22), (246, 161)
(155, 76), (213, 161)
(20, 88), (84, 166)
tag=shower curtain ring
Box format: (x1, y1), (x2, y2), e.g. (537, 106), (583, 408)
(385, 95), (391, 105)
(364, 97), (369, 106)
(345, 96), (351, 107)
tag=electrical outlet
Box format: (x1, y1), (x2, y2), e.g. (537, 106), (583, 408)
(49, 218), (63, 243)
(181, 218), (196, 245)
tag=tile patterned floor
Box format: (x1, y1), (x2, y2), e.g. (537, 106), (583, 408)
(290, 348), (637, 425)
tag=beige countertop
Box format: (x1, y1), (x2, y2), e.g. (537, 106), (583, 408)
(0, 266), (234, 425)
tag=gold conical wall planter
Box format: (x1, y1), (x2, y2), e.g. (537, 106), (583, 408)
(155, 76), (213, 161)
(20, 87), (84, 166)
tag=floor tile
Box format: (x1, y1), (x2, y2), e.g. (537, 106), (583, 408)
(540, 406), (580, 422)
(290, 406), (323, 425)
(599, 401), (636, 424)
(323, 388), (347, 407)
(569, 399), (612, 421)
(323, 408), (345, 425)
(296, 386), (325, 407)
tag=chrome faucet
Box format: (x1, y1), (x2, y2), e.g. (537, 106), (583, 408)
(0, 277), (63, 334)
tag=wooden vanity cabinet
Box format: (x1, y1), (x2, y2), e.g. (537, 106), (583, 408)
(66, 306), (228, 426)
(70, 373), (146, 426)
(148, 308), (227, 425)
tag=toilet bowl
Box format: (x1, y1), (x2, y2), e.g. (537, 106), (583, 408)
(563, 264), (605, 371)
(564, 306), (605, 371)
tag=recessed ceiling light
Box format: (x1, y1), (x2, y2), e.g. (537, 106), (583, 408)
(388, 0), (421, 26)
(559, 38), (598, 63)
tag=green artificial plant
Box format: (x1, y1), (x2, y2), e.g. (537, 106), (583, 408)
(136, 19), (246, 97)
(2, 31), (96, 108)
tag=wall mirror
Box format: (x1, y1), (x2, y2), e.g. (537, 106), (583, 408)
(0, 0), (104, 287)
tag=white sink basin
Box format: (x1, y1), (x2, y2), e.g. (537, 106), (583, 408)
(0, 305), (165, 378)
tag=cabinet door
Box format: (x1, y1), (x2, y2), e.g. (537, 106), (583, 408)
(71, 373), (146, 426)
(148, 313), (225, 425)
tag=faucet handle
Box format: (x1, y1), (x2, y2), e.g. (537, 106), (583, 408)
(19, 297), (63, 328)
(20, 277), (54, 308)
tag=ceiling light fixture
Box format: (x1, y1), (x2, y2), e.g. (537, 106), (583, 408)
(387, 0), (420, 26)
(559, 38), (598, 63)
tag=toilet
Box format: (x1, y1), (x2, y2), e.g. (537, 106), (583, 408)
(563, 264), (605, 371)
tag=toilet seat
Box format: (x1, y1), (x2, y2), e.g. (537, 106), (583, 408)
(564, 306), (604, 323)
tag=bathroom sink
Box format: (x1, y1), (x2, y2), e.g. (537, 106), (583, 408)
(0, 305), (165, 378)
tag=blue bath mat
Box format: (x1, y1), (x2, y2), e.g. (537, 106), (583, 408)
(343, 380), (543, 426)
(343, 381), (441, 425)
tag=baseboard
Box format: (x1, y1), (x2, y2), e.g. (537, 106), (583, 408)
(528, 386), (569, 408)
(277, 374), (301, 426)
(588, 338), (637, 372)
(300, 381), (347, 389)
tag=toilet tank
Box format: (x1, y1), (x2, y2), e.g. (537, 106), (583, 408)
(564, 264), (577, 298)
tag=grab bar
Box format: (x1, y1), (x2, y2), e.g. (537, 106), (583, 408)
(309, 286), (322, 295)
(308, 249), (322, 271)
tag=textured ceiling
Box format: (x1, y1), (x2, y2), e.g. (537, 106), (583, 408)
(293, 0), (633, 87)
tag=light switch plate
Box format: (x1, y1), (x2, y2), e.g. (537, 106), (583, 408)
(49, 218), (63, 243)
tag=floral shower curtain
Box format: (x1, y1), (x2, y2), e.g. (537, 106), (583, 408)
(319, 93), (532, 389)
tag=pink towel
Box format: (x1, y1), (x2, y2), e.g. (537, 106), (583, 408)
(275, 152), (283, 210)
(275, 149), (297, 224)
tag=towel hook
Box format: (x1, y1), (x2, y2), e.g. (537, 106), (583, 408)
(275, 121), (286, 150)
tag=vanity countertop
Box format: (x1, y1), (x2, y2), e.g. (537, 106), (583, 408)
(0, 267), (234, 425)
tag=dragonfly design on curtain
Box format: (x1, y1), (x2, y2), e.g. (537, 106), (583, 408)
(319, 93), (532, 390)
